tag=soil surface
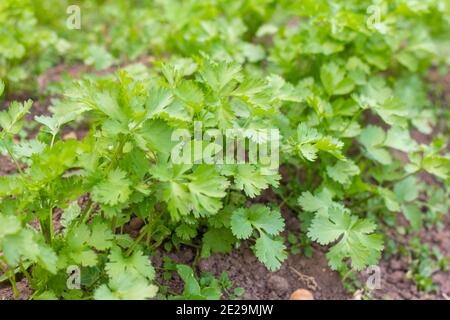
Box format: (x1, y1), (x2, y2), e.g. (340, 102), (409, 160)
(151, 203), (450, 300)
(0, 156), (16, 176)
(371, 215), (450, 300)
(153, 242), (350, 300)
(152, 193), (352, 300)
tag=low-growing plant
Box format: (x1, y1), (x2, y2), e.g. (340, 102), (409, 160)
(160, 258), (244, 300)
(0, 0), (449, 300)
(406, 238), (450, 293)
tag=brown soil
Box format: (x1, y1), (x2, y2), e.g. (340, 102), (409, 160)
(151, 199), (450, 300)
(0, 155), (16, 176)
(370, 214), (450, 300)
(153, 242), (350, 300)
(0, 280), (31, 301)
(151, 193), (352, 300)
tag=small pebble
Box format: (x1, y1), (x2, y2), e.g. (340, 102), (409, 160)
(268, 275), (289, 293)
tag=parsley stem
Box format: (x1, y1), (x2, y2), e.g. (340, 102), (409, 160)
(398, 170), (421, 182)
(385, 169), (421, 187)
(48, 207), (54, 245)
(352, 170), (421, 207)
(111, 216), (117, 232)
(5, 145), (24, 176)
(108, 138), (127, 170)
(50, 134), (56, 148)
(278, 192), (297, 212)
(351, 193), (376, 206)
(79, 199), (94, 225)
(0, 259), (10, 281)
(0, 258), (19, 299)
(19, 263), (32, 284)
(126, 225), (149, 256)
(341, 269), (354, 282)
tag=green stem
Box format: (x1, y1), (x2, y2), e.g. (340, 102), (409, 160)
(351, 193), (376, 206)
(39, 219), (50, 244)
(352, 170), (421, 208)
(107, 138), (127, 170)
(126, 225), (149, 256)
(78, 200), (94, 225)
(48, 207), (54, 244)
(5, 145), (24, 176)
(341, 269), (354, 282)
(0, 258), (19, 299)
(277, 191), (298, 212)
(91, 136), (128, 231)
(10, 273), (19, 299)
(19, 264), (32, 284)
(192, 247), (201, 269)
(353, 204), (385, 214)
(50, 134), (56, 148)
(111, 216), (117, 232)
(398, 170), (421, 182)
(385, 170), (421, 187)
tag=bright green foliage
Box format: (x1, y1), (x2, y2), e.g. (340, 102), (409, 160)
(1, 0), (449, 300)
(173, 265), (221, 300)
(94, 274), (158, 300)
(308, 206), (383, 271)
(231, 205), (287, 271)
(0, 0), (61, 89)
(286, 124), (344, 162)
(0, 213), (57, 273)
(160, 258), (242, 300)
(201, 228), (235, 258)
(95, 246), (156, 300)
(359, 125), (393, 165)
(254, 233), (288, 272)
(299, 190), (383, 270)
(327, 160), (360, 185)
(298, 189), (340, 216)
(0, 100), (32, 135)
(321, 62), (355, 96)
(92, 169), (132, 206)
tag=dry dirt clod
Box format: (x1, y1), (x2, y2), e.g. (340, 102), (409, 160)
(181, 248), (194, 262)
(391, 271), (406, 282)
(290, 289), (314, 300)
(268, 275), (290, 293)
(389, 259), (403, 271)
(197, 259), (213, 273)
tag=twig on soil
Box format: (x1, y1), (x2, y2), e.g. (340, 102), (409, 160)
(289, 266), (319, 291)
